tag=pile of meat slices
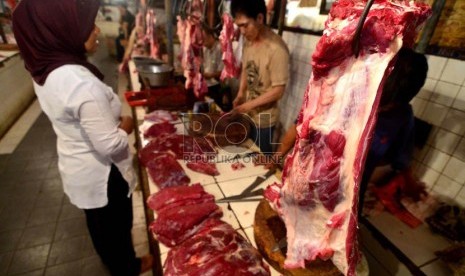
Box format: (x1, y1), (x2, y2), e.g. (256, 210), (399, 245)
(264, 0), (431, 275)
(147, 184), (271, 275)
(139, 110), (220, 189)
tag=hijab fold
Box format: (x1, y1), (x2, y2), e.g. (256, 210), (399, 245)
(12, 0), (103, 85)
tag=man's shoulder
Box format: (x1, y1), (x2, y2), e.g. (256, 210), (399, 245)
(264, 30), (289, 53)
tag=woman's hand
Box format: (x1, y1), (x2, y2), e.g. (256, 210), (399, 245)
(119, 115), (134, 134)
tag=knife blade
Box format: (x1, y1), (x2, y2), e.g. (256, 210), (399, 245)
(216, 169), (276, 203)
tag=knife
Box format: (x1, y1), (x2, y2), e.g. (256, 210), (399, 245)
(216, 169), (276, 203)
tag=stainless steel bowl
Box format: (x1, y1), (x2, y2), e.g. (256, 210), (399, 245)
(133, 56), (164, 67)
(137, 63), (174, 87)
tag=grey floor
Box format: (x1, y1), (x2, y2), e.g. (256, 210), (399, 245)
(0, 36), (148, 276)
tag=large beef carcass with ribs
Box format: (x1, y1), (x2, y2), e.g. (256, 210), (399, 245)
(265, 0), (431, 275)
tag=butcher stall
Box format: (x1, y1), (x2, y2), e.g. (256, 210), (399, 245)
(122, 0), (460, 275)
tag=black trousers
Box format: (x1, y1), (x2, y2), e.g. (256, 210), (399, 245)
(84, 165), (140, 276)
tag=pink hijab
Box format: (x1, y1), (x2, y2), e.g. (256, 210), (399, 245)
(12, 0), (103, 85)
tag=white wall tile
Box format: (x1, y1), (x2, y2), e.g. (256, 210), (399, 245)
(431, 129), (460, 155)
(410, 98), (427, 117)
(432, 175), (462, 200)
(455, 138), (465, 162)
(452, 86), (465, 112)
(415, 164), (440, 190)
(420, 102), (447, 127)
(416, 78), (436, 100)
(441, 109), (465, 136)
(440, 59), (465, 85)
(426, 55), (447, 80)
(413, 145), (430, 163)
(429, 81), (460, 106)
(443, 157), (465, 184)
(455, 187), (465, 208)
(423, 149), (451, 172)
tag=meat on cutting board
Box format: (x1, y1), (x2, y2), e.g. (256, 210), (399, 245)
(146, 183), (214, 213)
(164, 218), (270, 276)
(146, 152), (190, 189)
(265, 0), (431, 275)
(149, 202), (222, 247)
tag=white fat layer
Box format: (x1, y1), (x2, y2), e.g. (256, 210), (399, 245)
(282, 37), (402, 275)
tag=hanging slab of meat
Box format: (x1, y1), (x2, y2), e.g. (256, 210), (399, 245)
(146, 152), (190, 189)
(146, 183), (214, 213)
(186, 159), (220, 176)
(219, 13), (241, 80)
(264, 0), (431, 275)
(143, 121), (177, 138)
(164, 218), (270, 276)
(177, 0), (207, 99)
(145, 9), (160, 59)
(149, 202), (222, 247)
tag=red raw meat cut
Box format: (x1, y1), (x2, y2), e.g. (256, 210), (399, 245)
(149, 203), (222, 247)
(146, 152), (190, 189)
(219, 13), (241, 80)
(264, 0), (431, 275)
(231, 161), (246, 170)
(186, 159), (220, 176)
(164, 218), (270, 276)
(144, 121), (176, 138)
(146, 183), (214, 213)
(139, 134), (216, 166)
(144, 110), (178, 123)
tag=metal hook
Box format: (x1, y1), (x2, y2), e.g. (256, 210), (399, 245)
(352, 0), (375, 58)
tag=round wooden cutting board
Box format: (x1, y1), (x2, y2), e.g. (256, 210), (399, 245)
(253, 199), (342, 276)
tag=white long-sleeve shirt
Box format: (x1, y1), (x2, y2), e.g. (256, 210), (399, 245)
(33, 65), (137, 209)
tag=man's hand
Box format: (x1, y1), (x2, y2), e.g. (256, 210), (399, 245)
(233, 94), (245, 108)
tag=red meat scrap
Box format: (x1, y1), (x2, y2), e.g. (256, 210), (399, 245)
(186, 159), (220, 176)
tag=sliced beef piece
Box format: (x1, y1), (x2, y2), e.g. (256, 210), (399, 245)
(144, 121), (177, 138)
(139, 134), (216, 166)
(146, 152), (190, 189)
(149, 203), (222, 247)
(146, 183), (214, 213)
(164, 219), (270, 276)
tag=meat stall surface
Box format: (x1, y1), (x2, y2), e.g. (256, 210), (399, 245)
(264, 0), (431, 275)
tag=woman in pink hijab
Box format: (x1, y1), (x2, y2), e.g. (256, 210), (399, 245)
(12, 0), (153, 274)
